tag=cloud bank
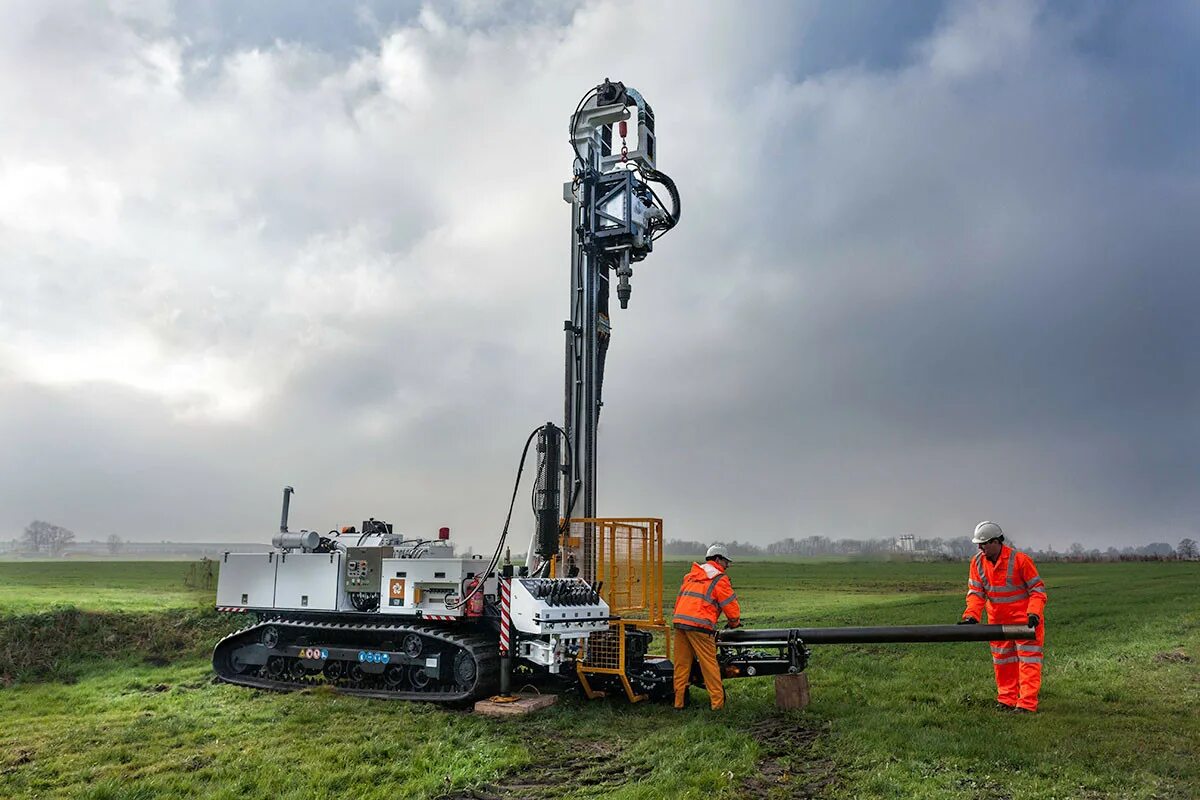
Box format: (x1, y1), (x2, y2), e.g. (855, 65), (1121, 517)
(1, 0), (1196, 550)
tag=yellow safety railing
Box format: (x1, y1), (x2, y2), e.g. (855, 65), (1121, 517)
(564, 518), (670, 702)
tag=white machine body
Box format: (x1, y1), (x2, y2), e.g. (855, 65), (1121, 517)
(509, 577), (610, 636)
(377, 557), (495, 618)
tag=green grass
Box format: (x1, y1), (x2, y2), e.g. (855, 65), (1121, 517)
(0, 561), (213, 613)
(0, 560), (1196, 799)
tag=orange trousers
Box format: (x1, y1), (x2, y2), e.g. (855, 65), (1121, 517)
(990, 619), (1045, 711)
(673, 628), (725, 710)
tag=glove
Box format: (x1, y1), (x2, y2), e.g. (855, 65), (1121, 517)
(957, 617), (978, 625)
(1027, 614), (1040, 629)
(724, 619), (742, 629)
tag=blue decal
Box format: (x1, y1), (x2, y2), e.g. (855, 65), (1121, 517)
(358, 651), (366, 662)
(382, 653), (390, 664)
(321, 649), (328, 660)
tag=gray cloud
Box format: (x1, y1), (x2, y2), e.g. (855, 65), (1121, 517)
(1, 1), (1196, 551)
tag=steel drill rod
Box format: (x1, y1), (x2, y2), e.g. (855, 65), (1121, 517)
(718, 624), (1035, 645)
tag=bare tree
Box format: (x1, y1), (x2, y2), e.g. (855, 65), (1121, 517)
(106, 534), (124, 555)
(22, 520), (76, 557)
(1178, 538), (1199, 560)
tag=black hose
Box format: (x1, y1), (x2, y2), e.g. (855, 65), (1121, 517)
(569, 86), (600, 172)
(446, 425), (542, 609)
(642, 166), (680, 230)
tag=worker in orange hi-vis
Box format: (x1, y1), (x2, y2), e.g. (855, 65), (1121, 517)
(671, 544), (741, 710)
(958, 521), (1048, 713)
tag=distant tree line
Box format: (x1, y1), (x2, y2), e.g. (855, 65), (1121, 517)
(10, 518), (1198, 564)
(20, 520), (76, 556)
(665, 535), (1200, 562)
(12, 521), (127, 558)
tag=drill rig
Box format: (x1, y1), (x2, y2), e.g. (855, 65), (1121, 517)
(212, 79), (682, 702)
(212, 79), (1032, 704)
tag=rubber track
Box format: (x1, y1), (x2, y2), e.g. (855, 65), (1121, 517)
(212, 618), (499, 703)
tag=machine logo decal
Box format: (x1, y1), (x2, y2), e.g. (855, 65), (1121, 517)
(358, 650), (390, 664)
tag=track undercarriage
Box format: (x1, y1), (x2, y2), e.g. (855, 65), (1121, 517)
(213, 616), (500, 703)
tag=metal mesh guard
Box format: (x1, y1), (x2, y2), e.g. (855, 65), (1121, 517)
(566, 518), (663, 624)
(581, 628), (622, 670)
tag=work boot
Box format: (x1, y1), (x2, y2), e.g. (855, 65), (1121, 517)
(995, 702), (1016, 712)
(1014, 707), (1035, 714)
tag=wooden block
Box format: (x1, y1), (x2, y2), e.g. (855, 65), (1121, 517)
(774, 673), (810, 710)
(473, 693), (559, 717)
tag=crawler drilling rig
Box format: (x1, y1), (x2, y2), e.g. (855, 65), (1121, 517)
(212, 80), (1031, 703)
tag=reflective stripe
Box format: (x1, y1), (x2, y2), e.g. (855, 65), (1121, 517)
(992, 656), (1019, 665)
(678, 591), (708, 601)
(972, 548), (1046, 610)
(991, 647), (1016, 655)
(672, 613), (715, 630)
(704, 574), (725, 601)
(1016, 645), (1043, 652)
(1018, 656), (1043, 664)
(717, 593), (738, 609)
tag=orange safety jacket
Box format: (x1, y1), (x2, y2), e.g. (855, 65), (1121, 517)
(672, 561), (741, 632)
(965, 545), (1046, 623)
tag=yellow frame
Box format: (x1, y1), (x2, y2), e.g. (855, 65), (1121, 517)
(567, 518), (671, 701)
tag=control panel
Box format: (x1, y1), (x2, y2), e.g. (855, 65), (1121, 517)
(344, 547), (388, 593)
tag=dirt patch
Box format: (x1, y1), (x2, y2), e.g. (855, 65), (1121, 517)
(1153, 650), (1192, 664)
(437, 739), (631, 799)
(7, 749), (34, 767)
(0, 748), (35, 777)
(738, 716), (837, 799)
(953, 775), (1014, 800)
(182, 754), (213, 772)
(439, 714), (835, 799)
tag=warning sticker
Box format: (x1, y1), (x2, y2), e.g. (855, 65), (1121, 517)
(389, 578), (406, 601)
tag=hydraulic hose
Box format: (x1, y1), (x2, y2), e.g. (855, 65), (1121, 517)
(446, 425), (543, 609)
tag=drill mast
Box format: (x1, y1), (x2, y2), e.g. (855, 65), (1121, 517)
(561, 80), (679, 581)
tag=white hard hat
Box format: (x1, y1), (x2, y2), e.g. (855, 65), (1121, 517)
(706, 544), (732, 563)
(972, 521), (1004, 544)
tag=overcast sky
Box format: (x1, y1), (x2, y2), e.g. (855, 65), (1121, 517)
(1, 0), (1196, 551)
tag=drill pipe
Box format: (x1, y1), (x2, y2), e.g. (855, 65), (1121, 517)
(718, 624), (1035, 646)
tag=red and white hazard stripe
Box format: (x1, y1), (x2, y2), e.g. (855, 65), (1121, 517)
(216, 606), (247, 613)
(499, 577), (511, 654)
(423, 615), (456, 622)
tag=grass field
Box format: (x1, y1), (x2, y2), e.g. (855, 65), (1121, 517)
(0, 559), (1196, 799)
